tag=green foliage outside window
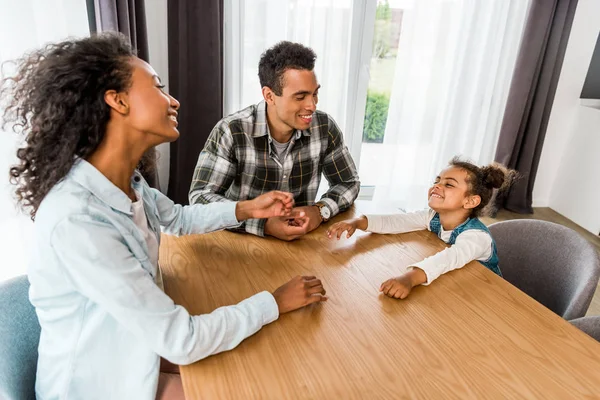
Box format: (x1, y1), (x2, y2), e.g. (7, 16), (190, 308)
(362, 91), (390, 143)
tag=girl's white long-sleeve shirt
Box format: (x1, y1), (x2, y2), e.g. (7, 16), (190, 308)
(365, 209), (493, 285)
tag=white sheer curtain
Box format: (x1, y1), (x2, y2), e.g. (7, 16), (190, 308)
(224, 0), (354, 129)
(370, 0), (530, 210)
(0, 0), (89, 282)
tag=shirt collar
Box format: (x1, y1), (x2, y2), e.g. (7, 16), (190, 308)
(69, 158), (142, 216)
(251, 100), (310, 140)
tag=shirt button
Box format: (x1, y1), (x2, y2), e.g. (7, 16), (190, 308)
(283, 175), (287, 179)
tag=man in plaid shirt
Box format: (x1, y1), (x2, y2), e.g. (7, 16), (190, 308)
(189, 41), (360, 240)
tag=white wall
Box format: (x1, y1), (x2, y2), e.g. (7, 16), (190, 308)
(145, 0), (170, 194)
(550, 105), (600, 234)
(533, 0), (600, 234)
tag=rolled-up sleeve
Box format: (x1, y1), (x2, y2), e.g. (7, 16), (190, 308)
(320, 117), (360, 217)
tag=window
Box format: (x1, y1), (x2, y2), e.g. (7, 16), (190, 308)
(0, 0), (89, 282)
(223, 0), (530, 209)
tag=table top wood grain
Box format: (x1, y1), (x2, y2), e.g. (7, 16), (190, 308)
(159, 206), (600, 399)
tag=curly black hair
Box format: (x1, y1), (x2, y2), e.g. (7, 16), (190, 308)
(258, 41), (316, 95)
(449, 157), (517, 217)
(0, 33), (136, 220)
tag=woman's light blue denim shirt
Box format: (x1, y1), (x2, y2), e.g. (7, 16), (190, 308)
(29, 159), (279, 399)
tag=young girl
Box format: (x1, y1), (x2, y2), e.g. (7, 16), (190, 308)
(1, 33), (327, 400)
(327, 157), (514, 300)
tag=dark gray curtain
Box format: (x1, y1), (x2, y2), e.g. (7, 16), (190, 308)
(87, 0), (159, 189)
(494, 0), (579, 213)
(89, 0), (149, 61)
(167, 0), (224, 205)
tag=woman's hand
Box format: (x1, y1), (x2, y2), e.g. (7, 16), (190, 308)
(235, 191), (297, 221)
(272, 275), (327, 314)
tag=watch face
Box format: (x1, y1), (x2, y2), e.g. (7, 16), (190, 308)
(321, 206), (331, 219)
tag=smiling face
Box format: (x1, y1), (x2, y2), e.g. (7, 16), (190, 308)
(124, 57), (181, 143)
(427, 166), (481, 213)
(263, 68), (319, 132)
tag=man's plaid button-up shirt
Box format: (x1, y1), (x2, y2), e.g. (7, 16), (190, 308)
(189, 101), (360, 237)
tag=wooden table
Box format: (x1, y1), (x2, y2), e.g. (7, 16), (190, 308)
(160, 206), (600, 399)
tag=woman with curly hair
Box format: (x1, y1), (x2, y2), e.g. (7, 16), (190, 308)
(1, 33), (327, 399)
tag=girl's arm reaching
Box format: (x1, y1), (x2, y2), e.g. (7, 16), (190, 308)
(380, 230), (493, 299)
(327, 209), (431, 239)
(411, 230), (493, 285)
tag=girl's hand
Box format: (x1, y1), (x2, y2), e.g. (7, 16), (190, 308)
(380, 268), (427, 299)
(326, 216), (368, 239)
(380, 276), (413, 299)
(235, 191), (297, 220)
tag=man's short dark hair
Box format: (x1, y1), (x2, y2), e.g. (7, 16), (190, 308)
(258, 41), (316, 96)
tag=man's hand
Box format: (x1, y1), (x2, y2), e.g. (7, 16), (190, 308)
(272, 275), (327, 314)
(264, 205), (323, 241)
(286, 205), (322, 233)
(264, 214), (310, 241)
(235, 191), (294, 221)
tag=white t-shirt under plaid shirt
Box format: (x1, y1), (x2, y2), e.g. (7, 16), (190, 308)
(189, 100), (361, 236)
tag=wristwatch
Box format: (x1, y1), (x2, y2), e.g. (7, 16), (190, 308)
(315, 202), (331, 222)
